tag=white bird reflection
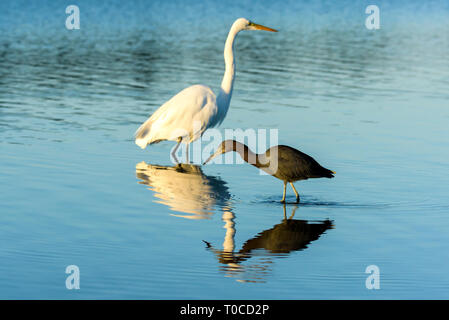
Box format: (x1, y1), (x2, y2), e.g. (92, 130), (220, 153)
(135, 162), (231, 219)
(136, 163), (333, 282)
(204, 205), (334, 283)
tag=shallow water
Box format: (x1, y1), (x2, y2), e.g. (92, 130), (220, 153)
(1, 0), (449, 299)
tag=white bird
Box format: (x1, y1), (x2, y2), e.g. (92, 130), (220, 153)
(134, 18), (277, 162)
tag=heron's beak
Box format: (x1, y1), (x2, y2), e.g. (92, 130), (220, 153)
(252, 23), (277, 32)
(203, 149), (222, 165)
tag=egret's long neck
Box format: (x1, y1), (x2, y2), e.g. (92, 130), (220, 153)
(217, 25), (240, 115)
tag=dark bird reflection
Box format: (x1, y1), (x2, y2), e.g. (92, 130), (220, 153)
(135, 162), (231, 219)
(205, 205), (334, 283)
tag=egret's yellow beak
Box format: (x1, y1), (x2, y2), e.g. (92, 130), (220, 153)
(251, 22), (278, 32)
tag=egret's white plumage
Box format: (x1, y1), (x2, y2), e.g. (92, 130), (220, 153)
(135, 85), (217, 147)
(134, 18), (277, 159)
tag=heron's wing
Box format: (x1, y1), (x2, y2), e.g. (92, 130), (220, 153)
(135, 85), (218, 148)
(273, 146), (333, 179)
(266, 146), (312, 178)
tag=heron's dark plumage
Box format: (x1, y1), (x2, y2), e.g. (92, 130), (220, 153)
(264, 145), (334, 182)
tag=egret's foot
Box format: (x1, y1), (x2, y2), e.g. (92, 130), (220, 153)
(175, 163), (186, 173)
(280, 200), (286, 204)
(295, 197), (300, 204)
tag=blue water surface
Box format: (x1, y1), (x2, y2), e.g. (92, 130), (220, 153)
(1, 0), (449, 299)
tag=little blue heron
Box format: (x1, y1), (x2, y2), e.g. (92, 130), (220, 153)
(204, 140), (335, 203)
(134, 18), (277, 162)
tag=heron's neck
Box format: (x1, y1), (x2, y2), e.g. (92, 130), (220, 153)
(217, 25), (240, 116)
(233, 142), (267, 168)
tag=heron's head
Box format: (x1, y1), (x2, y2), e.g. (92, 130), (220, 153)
(203, 140), (241, 165)
(234, 18), (278, 33)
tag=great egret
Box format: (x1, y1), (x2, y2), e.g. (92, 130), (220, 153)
(204, 140), (335, 203)
(134, 18), (277, 162)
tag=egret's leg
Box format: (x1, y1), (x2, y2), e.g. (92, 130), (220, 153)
(171, 137), (182, 164)
(290, 182), (300, 203)
(281, 181), (287, 203)
(185, 143), (190, 163)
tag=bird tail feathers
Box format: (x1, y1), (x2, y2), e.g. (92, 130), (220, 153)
(324, 169), (335, 178)
(134, 119), (153, 149)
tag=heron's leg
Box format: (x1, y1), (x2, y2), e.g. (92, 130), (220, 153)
(290, 182), (300, 203)
(281, 181), (287, 203)
(171, 137), (182, 164)
(289, 205), (298, 219)
(283, 205), (297, 220)
(185, 143), (190, 163)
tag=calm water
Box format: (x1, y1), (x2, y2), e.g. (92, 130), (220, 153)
(1, 0), (449, 299)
